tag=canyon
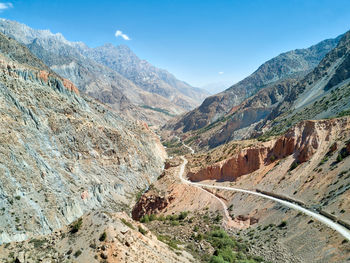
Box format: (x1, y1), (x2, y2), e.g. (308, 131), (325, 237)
(0, 16), (350, 263)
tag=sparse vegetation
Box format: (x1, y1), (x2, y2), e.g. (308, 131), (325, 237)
(121, 218), (135, 230)
(70, 217), (83, 233)
(29, 238), (46, 249)
(278, 221), (287, 228)
(157, 235), (181, 250)
(74, 250), (82, 258)
(289, 161), (299, 171)
(206, 229), (263, 263)
(140, 105), (175, 117)
(138, 226), (148, 235)
(99, 232), (107, 241)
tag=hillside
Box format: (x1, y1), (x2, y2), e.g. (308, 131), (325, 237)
(0, 32), (166, 244)
(168, 31), (350, 150)
(169, 33), (341, 135)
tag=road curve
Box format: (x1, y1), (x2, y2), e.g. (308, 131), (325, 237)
(178, 154), (350, 241)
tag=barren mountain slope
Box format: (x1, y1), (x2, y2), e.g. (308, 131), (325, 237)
(80, 44), (209, 111)
(169, 31), (350, 151)
(169, 34), (341, 133)
(0, 211), (193, 263)
(0, 33), (166, 244)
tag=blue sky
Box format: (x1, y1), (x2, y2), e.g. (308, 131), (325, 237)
(1, 0), (350, 91)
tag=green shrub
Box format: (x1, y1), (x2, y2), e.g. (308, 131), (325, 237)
(178, 211), (188, 220)
(157, 235), (181, 249)
(278, 221), (287, 228)
(170, 220), (180, 226)
(138, 226), (147, 235)
(73, 250), (82, 258)
(70, 218), (83, 233)
(121, 218), (135, 230)
(210, 255), (226, 263)
(157, 215), (165, 221)
(99, 232), (107, 241)
(289, 161), (299, 171)
(214, 214), (223, 223)
(336, 147), (350, 163)
(149, 214), (157, 221)
(29, 238), (46, 248)
(140, 215), (149, 223)
(319, 156), (328, 166)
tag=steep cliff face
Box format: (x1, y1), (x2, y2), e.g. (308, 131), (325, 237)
(170, 35), (341, 133)
(0, 34), (166, 244)
(188, 117), (350, 182)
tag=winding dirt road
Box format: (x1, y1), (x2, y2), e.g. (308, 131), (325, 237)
(177, 144), (350, 241)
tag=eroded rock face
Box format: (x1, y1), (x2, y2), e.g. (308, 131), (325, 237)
(188, 147), (269, 182)
(188, 117), (350, 182)
(0, 36), (166, 244)
(132, 195), (173, 220)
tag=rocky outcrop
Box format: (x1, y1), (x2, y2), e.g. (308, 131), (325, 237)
(188, 117), (350, 182)
(132, 195), (173, 220)
(188, 147), (269, 182)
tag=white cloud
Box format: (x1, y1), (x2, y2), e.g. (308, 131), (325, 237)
(115, 30), (131, 41)
(218, 71), (224, 75)
(0, 2), (13, 11)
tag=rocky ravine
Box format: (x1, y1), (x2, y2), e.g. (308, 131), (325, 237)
(0, 33), (166, 244)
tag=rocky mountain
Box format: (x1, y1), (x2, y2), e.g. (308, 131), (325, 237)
(170, 34), (342, 134)
(0, 32), (166, 244)
(0, 18), (208, 126)
(79, 43), (208, 111)
(258, 30), (350, 136)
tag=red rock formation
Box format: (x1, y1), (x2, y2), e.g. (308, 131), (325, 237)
(189, 147), (269, 182)
(62, 78), (79, 95)
(39, 70), (49, 82)
(188, 117), (350, 182)
(132, 195), (174, 220)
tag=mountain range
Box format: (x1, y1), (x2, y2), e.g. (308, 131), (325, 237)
(1, 16), (350, 263)
(168, 32), (348, 149)
(0, 18), (208, 126)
